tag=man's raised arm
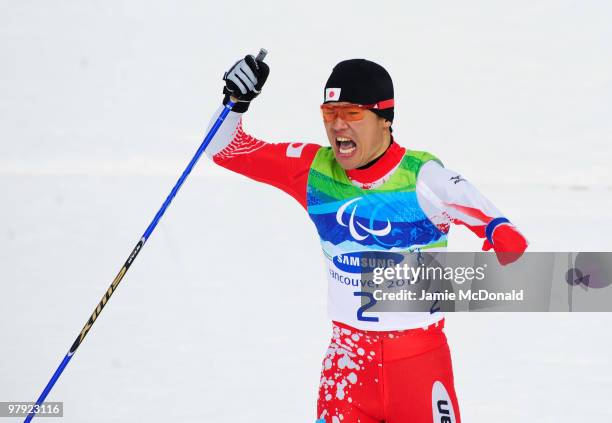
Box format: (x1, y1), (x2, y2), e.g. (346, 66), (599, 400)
(205, 54), (320, 209)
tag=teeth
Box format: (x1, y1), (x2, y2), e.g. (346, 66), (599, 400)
(339, 146), (355, 154)
(335, 137), (356, 155)
(339, 144), (356, 154)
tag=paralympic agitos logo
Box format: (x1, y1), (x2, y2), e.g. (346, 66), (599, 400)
(336, 197), (392, 241)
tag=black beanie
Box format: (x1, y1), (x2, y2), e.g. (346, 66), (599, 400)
(324, 59), (394, 123)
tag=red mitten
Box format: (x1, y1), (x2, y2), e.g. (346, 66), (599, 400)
(482, 224), (528, 265)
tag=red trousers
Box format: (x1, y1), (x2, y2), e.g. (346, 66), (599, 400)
(317, 319), (461, 423)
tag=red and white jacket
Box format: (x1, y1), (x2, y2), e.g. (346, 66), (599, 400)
(206, 105), (528, 266)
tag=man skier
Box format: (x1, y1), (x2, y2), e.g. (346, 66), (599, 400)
(205, 54), (528, 423)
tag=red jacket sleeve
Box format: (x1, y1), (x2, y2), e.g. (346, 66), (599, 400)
(206, 109), (320, 209)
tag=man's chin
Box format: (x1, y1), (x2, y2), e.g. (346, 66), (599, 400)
(333, 153), (360, 170)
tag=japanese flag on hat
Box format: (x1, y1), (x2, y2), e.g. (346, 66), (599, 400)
(325, 88), (341, 102)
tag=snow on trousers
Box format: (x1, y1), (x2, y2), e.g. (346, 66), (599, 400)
(317, 320), (461, 423)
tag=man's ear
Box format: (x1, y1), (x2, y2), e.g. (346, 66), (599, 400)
(383, 119), (392, 128)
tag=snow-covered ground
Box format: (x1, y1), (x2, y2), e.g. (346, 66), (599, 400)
(2, 1), (611, 422)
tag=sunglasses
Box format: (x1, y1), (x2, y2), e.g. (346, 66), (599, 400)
(320, 104), (374, 122)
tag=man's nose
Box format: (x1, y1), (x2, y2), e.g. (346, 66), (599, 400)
(331, 116), (348, 131)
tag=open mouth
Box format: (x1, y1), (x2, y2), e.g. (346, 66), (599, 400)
(336, 137), (356, 155)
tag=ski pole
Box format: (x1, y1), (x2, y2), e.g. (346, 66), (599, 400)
(24, 48), (268, 423)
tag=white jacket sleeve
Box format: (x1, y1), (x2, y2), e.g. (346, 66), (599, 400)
(416, 161), (523, 249)
(204, 105), (243, 158)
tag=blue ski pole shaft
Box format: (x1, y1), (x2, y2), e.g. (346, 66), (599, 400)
(23, 101), (233, 422)
(24, 46), (268, 423)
